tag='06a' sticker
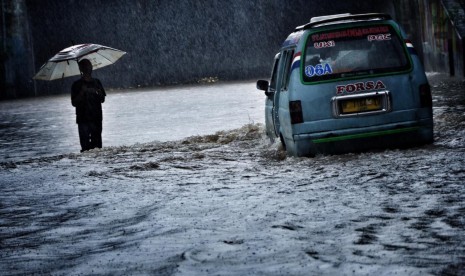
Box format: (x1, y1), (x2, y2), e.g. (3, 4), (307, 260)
(305, 63), (333, 77)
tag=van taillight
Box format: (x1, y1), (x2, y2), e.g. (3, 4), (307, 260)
(290, 100), (303, 124)
(419, 84), (432, 108)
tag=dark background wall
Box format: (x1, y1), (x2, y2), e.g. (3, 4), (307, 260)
(2, 0), (394, 99)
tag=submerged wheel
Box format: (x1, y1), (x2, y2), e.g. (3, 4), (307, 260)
(279, 133), (286, 151)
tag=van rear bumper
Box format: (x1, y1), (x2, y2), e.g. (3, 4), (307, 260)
(292, 118), (433, 156)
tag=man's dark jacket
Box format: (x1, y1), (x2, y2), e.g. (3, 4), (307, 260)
(71, 78), (106, 124)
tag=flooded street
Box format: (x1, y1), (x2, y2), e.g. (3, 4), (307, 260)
(1, 74), (464, 275)
(0, 81), (264, 162)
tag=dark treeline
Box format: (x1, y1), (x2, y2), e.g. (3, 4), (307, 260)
(2, 0), (393, 98)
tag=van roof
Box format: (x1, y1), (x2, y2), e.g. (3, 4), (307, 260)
(295, 13), (392, 31)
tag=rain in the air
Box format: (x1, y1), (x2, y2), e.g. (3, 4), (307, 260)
(1, 1), (465, 275)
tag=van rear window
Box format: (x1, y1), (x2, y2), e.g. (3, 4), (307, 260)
(303, 24), (411, 83)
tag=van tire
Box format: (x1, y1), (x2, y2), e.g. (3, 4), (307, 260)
(279, 133), (286, 151)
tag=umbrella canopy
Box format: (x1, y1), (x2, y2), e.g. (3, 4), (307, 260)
(33, 44), (126, 81)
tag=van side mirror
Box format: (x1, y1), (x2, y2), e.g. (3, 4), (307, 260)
(256, 80), (269, 91)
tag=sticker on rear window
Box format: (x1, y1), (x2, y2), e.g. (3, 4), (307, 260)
(311, 26), (390, 42)
(314, 40), (335, 49)
(368, 33), (391, 42)
(305, 63), (333, 77)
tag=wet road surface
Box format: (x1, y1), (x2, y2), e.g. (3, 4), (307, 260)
(0, 74), (464, 275)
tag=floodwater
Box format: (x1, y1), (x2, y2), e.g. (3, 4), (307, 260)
(1, 75), (465, 275)
(0, 81), (264, 162)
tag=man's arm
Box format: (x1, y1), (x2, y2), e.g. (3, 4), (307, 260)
(96, 79), (106, 103)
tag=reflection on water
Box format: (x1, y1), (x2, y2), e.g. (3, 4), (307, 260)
(0, 81), (264, 162)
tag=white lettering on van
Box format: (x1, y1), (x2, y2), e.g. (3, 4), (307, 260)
(368, 33), (391, 42)
(336, 80), (386, 95)
(314, 40), (335, 49)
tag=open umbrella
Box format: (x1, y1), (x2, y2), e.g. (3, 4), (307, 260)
(33, 44), (126, 81)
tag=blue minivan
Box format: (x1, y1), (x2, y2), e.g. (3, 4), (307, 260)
(257, 13), (433, 156)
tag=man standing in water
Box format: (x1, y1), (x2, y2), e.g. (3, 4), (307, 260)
(71, 59), (106, 152)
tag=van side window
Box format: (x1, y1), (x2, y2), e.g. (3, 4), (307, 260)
(282, 50), (294, 91)
(269, 57), (280, 91)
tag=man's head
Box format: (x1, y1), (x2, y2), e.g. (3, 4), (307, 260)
(78, 59), (93, 76)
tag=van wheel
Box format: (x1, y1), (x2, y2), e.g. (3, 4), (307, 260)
(268, 134), (275, 143)
(279, 133), (286, 151)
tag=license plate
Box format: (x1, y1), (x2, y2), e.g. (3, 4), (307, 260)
(340, 96), (383, 114)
